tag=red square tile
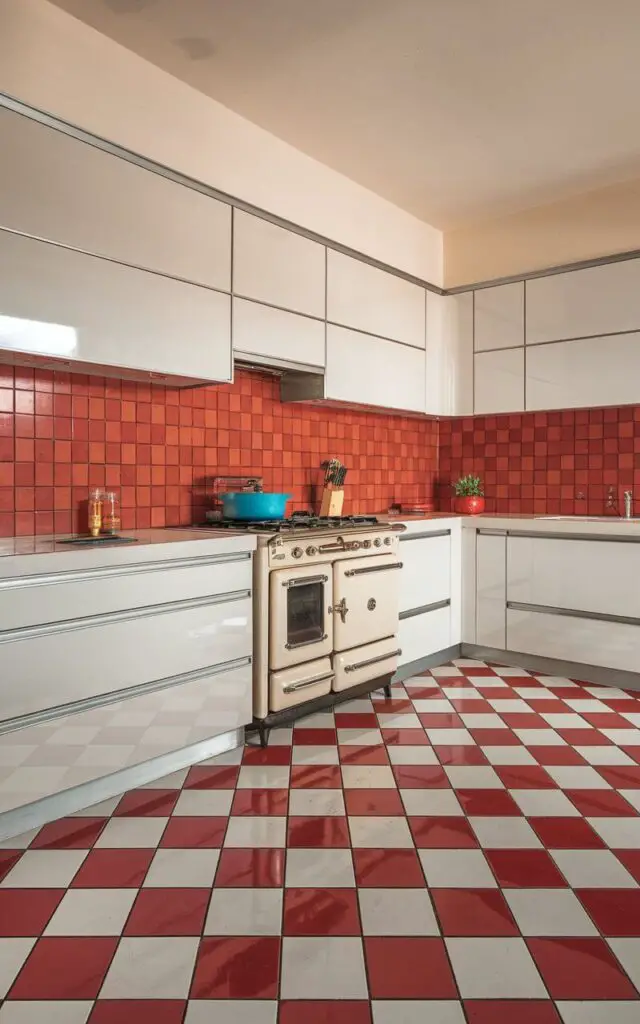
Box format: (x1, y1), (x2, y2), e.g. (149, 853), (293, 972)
(353, 848), (426, 887)
(242, 745), (291, 766)
(215, 848), (285, 887)
(434, 745), (488, 765)
(364, 936), (457, 998)
(418, 713), (463, 728)
(500, 713), (545, 728)
(614, 850), (640, 883)
(381, 729), (430, 746)
(581, 712), (632, 729)
(568, 789), (639, 816)
(456, 790), (523, 816)
(530, 817), (606, 849)
(409, 816), (478, 848)
(71, 849), (153, 888)
(87, 1001), (186, 1024)
(334, 712), (379, 729)
(494, 766), (557, 789)
(124, 888), (209, 936)
(0, 889), (64, 936)
(339, 744), (389, 765)
(9, 936), (118, 999)
(485, 849), (568, 888)
(374, 698), (413, 714)
(114, 789), (179, 817)
(529, 746), (587, 766)
(287, 816), (350, 848)
(470, 729), (523, 746)
(159, 817), (227, 848)
(30, 817), (107, 849)
(598, 765), (640, 788)
(392, 765), (450, 788)
(288, 761), (343, 787)
(283, 888), (360, 936)
(184, 765), (240, 788)
(0, 850), (22, 884)
(464, 1001), (561, 1024)
(231, 789), (289, 816)
(279, 1002), (372, 1024)
(433, 888), (519, 936)
(190, 936), (280, 998)
(558, 729), (613, 746)
(527, 936), (638, 998)
(293, 729), (337, 745)
(343, 789), (405, 816)
(577, 888), (640, 936)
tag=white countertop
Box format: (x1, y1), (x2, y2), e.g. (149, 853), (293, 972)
(384, 512), (640, 539)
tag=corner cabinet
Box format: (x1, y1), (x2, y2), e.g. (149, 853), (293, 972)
(325, 324), (426, 413)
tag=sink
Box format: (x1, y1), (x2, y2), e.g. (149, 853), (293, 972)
(535, 515), (640, 522)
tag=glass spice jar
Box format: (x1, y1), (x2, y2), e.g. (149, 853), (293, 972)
(88, 488), (103, 537)
(101, 491), (121, 536)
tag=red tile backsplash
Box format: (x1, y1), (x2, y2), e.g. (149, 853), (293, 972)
(439, 406), (640, 516)
(0, 366), (438, 536)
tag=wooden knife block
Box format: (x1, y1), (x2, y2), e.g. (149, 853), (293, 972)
(320, 487), (344, 516)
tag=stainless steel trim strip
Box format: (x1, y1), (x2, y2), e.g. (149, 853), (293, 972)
(0, 589), (250, 644)
(507, 600), (640, 628)
(235, 352), (323, 375)
(505, 530), (640, 544)
(0, 551), (251, 591)
(447, 249), (640, 294)
(344, 562), (403, 577)
(281, 574), (328, 589)
(344, 648), (402, 673)
(477, 529), (507, 536)
(399, 599), (451, 620)
(399, 529), (451, 541)
(0, 656), (252, 736)
(283, 672), (335, 693)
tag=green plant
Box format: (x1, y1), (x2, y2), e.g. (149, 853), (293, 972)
(454, 474), (484, 497)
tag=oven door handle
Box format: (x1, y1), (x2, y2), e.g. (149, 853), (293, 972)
(281, 574), (328, 589)
(283, 672), (335, 693)
(344, 648), (402, 673)
(344, 562), (403, 577)
(285, 633), (328, 651)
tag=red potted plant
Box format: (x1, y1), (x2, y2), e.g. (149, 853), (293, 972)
(454, 474), (485, 515)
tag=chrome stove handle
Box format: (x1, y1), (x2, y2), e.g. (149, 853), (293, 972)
(344, 562), (403, 577)
(329, 597), (349, 623)
(318, 535), (346, 553)
(281, 574), (328, 588)
(344, 648), (402, 673)
(283, 672), (335, 693)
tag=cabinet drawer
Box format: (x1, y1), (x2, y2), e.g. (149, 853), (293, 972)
(0, 553), (252, 632)
(507, 608), (640, 674)
(333, 636), (401, 691)
(269, 657), (333, 712)
(398, 606), (451, 667)
(0, 595), (252, 724)
(399, 533), (451, 612)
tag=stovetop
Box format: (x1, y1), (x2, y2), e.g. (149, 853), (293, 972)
(203, 511), (381, 534)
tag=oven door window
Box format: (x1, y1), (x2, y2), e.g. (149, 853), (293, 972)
(287, 579), (326, 649)
(269, 564), (333, 671)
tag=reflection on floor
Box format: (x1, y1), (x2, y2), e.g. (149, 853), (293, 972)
(1, 659), (640, 1022)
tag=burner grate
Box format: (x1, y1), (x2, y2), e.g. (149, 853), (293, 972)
(201, 511), (380, 532)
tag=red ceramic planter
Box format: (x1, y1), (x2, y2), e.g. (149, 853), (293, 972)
(455, 495), (485, 515)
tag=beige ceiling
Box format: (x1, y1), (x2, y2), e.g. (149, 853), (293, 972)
(49, 0), (640, 229)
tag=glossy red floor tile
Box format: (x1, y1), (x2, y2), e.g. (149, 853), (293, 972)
(456, 789), (523, 816)
(527, 936), (639, 998)
(279, 1002), (372, 1024)
(432, 888), (519, 935)
(29, 817), (107, 849)
(343, 788), (405, 816)
(159, 816), (227, 848)
(87, 1001), (186, 1024)
(353, 848), (426, 887)
(408, 815), (478, 848)
(391, 764), (450, 788)
(214, 848), (285, 887)
(0, 888), (64, 936)
(184, 765), (240, 787)
(71, 849), (154, 888)
(114, 790), (179, 817)
(287, 816), (351, 847)
(124, 887), (209, 935)
(231, 787), (289, 815)
(290, 765), (343, 788)
(9, 936), (118, 999)
(190, 936), (280, 998)
(464, 1001), (562, 1023)
(364, 936), (457, 998)
(530, 817), (606, 849)
(577, 888), (640, 936)
(486, 849), (568, 888)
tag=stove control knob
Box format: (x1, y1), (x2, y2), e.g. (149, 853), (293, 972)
(362, 539), (372, 549)
(384, 537), (392, 546)
(292, 546), (303, 559)
(373, 537), (383, 547)
(306, 545), (318, 556)
(350, 541), (361, 550)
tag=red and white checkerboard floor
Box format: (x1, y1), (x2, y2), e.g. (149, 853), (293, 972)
(2, 658), (640, 1023)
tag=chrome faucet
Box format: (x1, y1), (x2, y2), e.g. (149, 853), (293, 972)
(624, 490), (634, 519)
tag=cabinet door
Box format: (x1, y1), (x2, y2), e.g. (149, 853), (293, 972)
(326, 325), (426, 412)
(526, 259), (640, 344)
(474, 348), (524, 413)
(0, 107), (231, 291)
(507, 608), (640, 674)
(233, 211), (325, 317)
(0, 230), (231, 384)
(327, 250), (425, 348)
(476, 533), (506, 648)
(425, 292), (473, 415)
(232, 297), (325, 368)
(399, 533), (451, 613)
(526, 333), (640, 411)
(474, 282), (524, 351)
(398, 606), (451, 667)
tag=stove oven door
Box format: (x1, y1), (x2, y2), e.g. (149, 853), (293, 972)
(332, 553), (402, 652)
(269, 563), (333, 670)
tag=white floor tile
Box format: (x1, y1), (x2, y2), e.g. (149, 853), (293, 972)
(400, 789), (463, 816)
(204, 887), (283, 935)
(388, 746), (439, 765)
(0, 829), (41, 850)
(99, 936), (199, 999)
(510, 789), (580, 817)
(341, 765), (396, 788)
(288, 789), (345, 816)
(339, 698), (379, 712)
(403, 675), (439, 688)
(70, 797), (121, 817)
(607, 938), (640, 990)
(459, 714), (509, 730)
(574, 746), (635, 766)
(0, 850), (87, 888)
(376, 713), (422, 730)
(446, 937), (546, 997)
(425, 729), (475, 746)
(444, 766), (504, 789)
(600, 728), (640, 746)
(291, 746), (339, 765)
(337, 729), (384, 746)
(441, 688), (484, 701)
(504, 888), (598, 936)
(348, 816), (414, 848)
(544, 766), (612, 790)
(491, 667), (532, 677)
(418, 849), (497, 888)
(223, 816), (286, 848)
(294, 712), (335, 729)
(285, 848), (355, 888)
(236, 767), (291, 789)
(144, 848), (220, 887)
(470, 678), (509, 688)
(45, 887), (136, 936)
(411, 700), (454, 714)
(372, 1002), (465, 1024)
(280, 936), (368, 998)
(264, 730), (293, 747)
(540, 713), (592, 729)
(0, 939), (36, 998)
(588, 816), (640, 849)
(94, 816), (168, 849)
(481, 746), (538, 766)
(0, 1002), (93, 1023)
(538, 677), (578, 688)
(141, 768), (189, 789)
(583, 687), (633, 700)
(184, 1002), (277, 1024)
(557, 1003), (640, 1024)
(513, 729), (566, 746)
(172, 790), (234, 816)
(432, 666), (467, 677)
(551, 849), (638, 888)
(513, 688), (552, 700)
(564, 699), (612, 713)
(486, 699), (533, 714)
(469, 816), (542, 849)
(619, 789), (640, 812)
(359, 888), (439, 935)
(621, 712), (640, 728)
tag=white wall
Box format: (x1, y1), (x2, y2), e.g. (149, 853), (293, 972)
(0, 0), (443, 286)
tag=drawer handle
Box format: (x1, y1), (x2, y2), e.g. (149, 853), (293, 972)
(283, 672), (335, 693)
(344, 562), (403, 577)
(285, 633), (328, 651)
(344, 648), (402, 673)
(282, 574), (328, 589)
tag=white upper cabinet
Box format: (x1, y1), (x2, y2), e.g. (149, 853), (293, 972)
(425, 292), (473, 416)
(0, 107), (231, 291)
(474, 347), (525, 414)
(325, 324), (425, 413)
(327, 251), (425, 348)
(232, 297), (325, 368)
(526, 259), (640, 344)
(474, 282), (524, 351)
(233, 211), (325, 318)
(526, 332), (640, 411)
(0, 230), (231, 384)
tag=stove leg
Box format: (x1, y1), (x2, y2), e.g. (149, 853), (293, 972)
(257, 721), (270, 748)
(383, 683), (392, 699)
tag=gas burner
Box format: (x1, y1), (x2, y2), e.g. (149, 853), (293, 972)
(202, 512), (380, 533)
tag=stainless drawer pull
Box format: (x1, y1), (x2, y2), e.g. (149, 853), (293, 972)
(344, 562), (403, 577)
(282, 574), (328, 589)
(344, 648), (402, 673)
(285, 633), (328, 651)
(283, 672), (335, 693)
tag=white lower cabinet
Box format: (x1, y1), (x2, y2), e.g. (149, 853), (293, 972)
(325, 324), (426, 412)
(476, 532), (507, 648)
(399, 532), (451, 611)
(399, 607), (451, 668)
(507, 608), (640, 674)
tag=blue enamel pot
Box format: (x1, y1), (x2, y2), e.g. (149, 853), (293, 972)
(220, 492), (292, 520)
